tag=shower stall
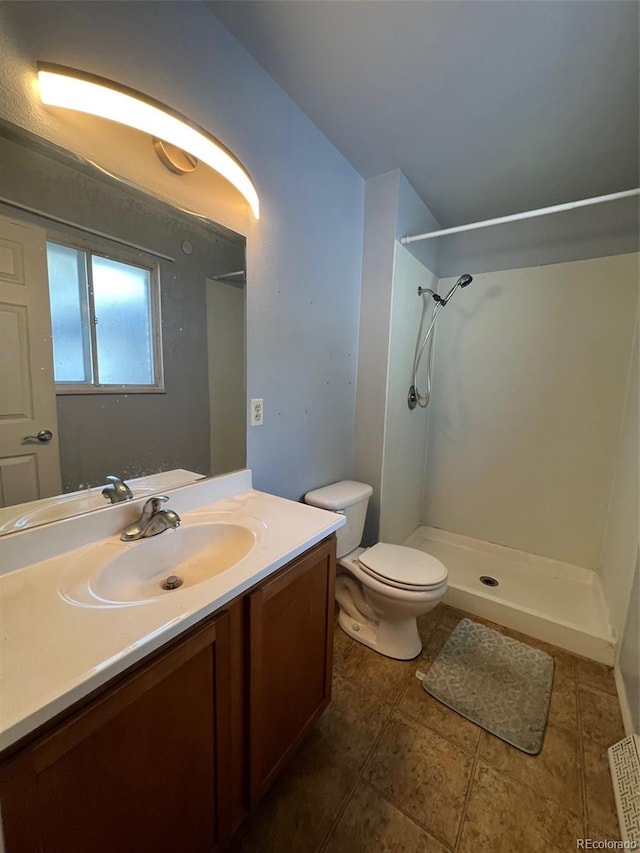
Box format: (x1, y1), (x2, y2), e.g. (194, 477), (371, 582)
(355, 175), (638, 692)
(387, 247), (637, 668)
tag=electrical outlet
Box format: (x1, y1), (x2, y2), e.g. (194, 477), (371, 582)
(250, 398), (264, 426)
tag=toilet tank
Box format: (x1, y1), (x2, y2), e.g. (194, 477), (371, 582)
(304, 480), (373, 558)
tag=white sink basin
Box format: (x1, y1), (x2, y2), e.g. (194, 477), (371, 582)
(0, 488), (155, 533)
(87, 522), (257, 603)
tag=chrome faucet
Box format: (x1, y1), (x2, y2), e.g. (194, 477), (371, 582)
(102, 475), (133, 504)
(120, 495), (181, 541)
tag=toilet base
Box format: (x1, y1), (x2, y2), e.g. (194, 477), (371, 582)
(337, 608), (422, 660)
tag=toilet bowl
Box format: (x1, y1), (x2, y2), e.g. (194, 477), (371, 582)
(304, 481), (447, 660)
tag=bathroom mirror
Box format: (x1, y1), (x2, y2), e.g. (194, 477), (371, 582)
(0, 119), (246, 535)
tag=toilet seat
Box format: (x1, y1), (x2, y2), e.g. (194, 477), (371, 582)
(357, 543), (447, 592)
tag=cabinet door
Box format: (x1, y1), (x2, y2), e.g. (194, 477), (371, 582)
(248, 536), (336, 803)
(0, 614), (231, 853)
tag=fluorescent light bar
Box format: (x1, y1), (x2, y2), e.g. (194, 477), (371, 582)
(37, 63), (260, 219)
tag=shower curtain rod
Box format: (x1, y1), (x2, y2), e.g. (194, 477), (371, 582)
(212, 270), (245, 280)
(400, 188), (640, 245)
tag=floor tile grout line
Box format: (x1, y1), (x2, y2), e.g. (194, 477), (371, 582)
(452, 726), (484, 852)
(474, 749), (585, 821)
(318, 658), (412, 853)
(358, 673), (410, 779)
(320, 627), (389, 852)
(324, 616), (453, 851)
(576, 666), (590, 835)
(365, 776), (455, 852)
(315, 769), (362, 853)
(330, 609), (465, 850)
(577, 680), (621, 701)
(393, 704), (480, 759)
(361, 642), (472, 853)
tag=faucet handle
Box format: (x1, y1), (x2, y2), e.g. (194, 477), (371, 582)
(102, 475), (133, 503)
(140, 495), (170, 518)
(146, 494), (169, 509)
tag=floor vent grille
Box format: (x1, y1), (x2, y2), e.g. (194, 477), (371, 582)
(608, 734), (640, 844)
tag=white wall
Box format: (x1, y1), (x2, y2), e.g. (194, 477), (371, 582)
(0, 0), (364, 501)
(353, 172), (398, 543)
(354, 170), (440, 544)
(379, 244), (435, 544)
(423, 253), (639, 568)
(600, 320), (639, 635)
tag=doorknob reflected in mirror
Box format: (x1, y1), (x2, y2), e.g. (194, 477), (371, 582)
(23, 429), (54, 443)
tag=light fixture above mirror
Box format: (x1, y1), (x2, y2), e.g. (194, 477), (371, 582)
(37, 63), (260, 219)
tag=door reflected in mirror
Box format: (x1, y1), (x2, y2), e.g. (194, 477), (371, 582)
(0, 120), (246, 535)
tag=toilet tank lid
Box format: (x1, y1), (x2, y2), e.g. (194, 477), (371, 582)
(304, 480), (373, 510)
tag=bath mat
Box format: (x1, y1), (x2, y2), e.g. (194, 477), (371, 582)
(421, 618), (554, 754)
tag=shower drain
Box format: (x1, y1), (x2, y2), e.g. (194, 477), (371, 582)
(479, 575), (499, 587)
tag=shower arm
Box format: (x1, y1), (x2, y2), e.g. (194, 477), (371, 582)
(418, 278), (468, 306)
(418, 286), (447, 305)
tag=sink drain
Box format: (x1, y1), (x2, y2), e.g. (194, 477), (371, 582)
(480, 575), (499, 587)
(161, 575), (183, 591)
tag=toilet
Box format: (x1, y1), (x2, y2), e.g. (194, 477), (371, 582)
(304, 480), (448, 660)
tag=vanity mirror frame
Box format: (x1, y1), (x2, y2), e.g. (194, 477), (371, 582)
(0, 117), (249, 537)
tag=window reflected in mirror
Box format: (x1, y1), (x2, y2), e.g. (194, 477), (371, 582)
(47, 241), (162, 391)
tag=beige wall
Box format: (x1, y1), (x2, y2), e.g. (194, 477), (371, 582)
(423, 253), (639, 569)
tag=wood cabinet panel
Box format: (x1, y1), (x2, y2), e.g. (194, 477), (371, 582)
(248, 537), (336, 803)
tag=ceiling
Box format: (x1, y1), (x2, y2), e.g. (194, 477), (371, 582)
(207, 1), (639, 229)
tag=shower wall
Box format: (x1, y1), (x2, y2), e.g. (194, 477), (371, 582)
(422, 252), (639, 570)
(354, 170), (441, 545)
(618, 553), (639, 733)
(600, 318), (639, 637)
(378, 244), (435, 544)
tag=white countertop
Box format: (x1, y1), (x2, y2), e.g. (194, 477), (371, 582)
(0, 471), (344, 753)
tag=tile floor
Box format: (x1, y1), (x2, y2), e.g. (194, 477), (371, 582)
(232, 604), (626, 852)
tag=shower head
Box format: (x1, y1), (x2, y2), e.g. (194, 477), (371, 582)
(441, 273), (474, 305)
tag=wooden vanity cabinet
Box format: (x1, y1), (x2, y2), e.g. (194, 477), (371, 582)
(0, 612), (232, 853)
(0, 534), (336, 853)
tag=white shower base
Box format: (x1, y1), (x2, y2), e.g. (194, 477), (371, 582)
(403, 526), (615, 665)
